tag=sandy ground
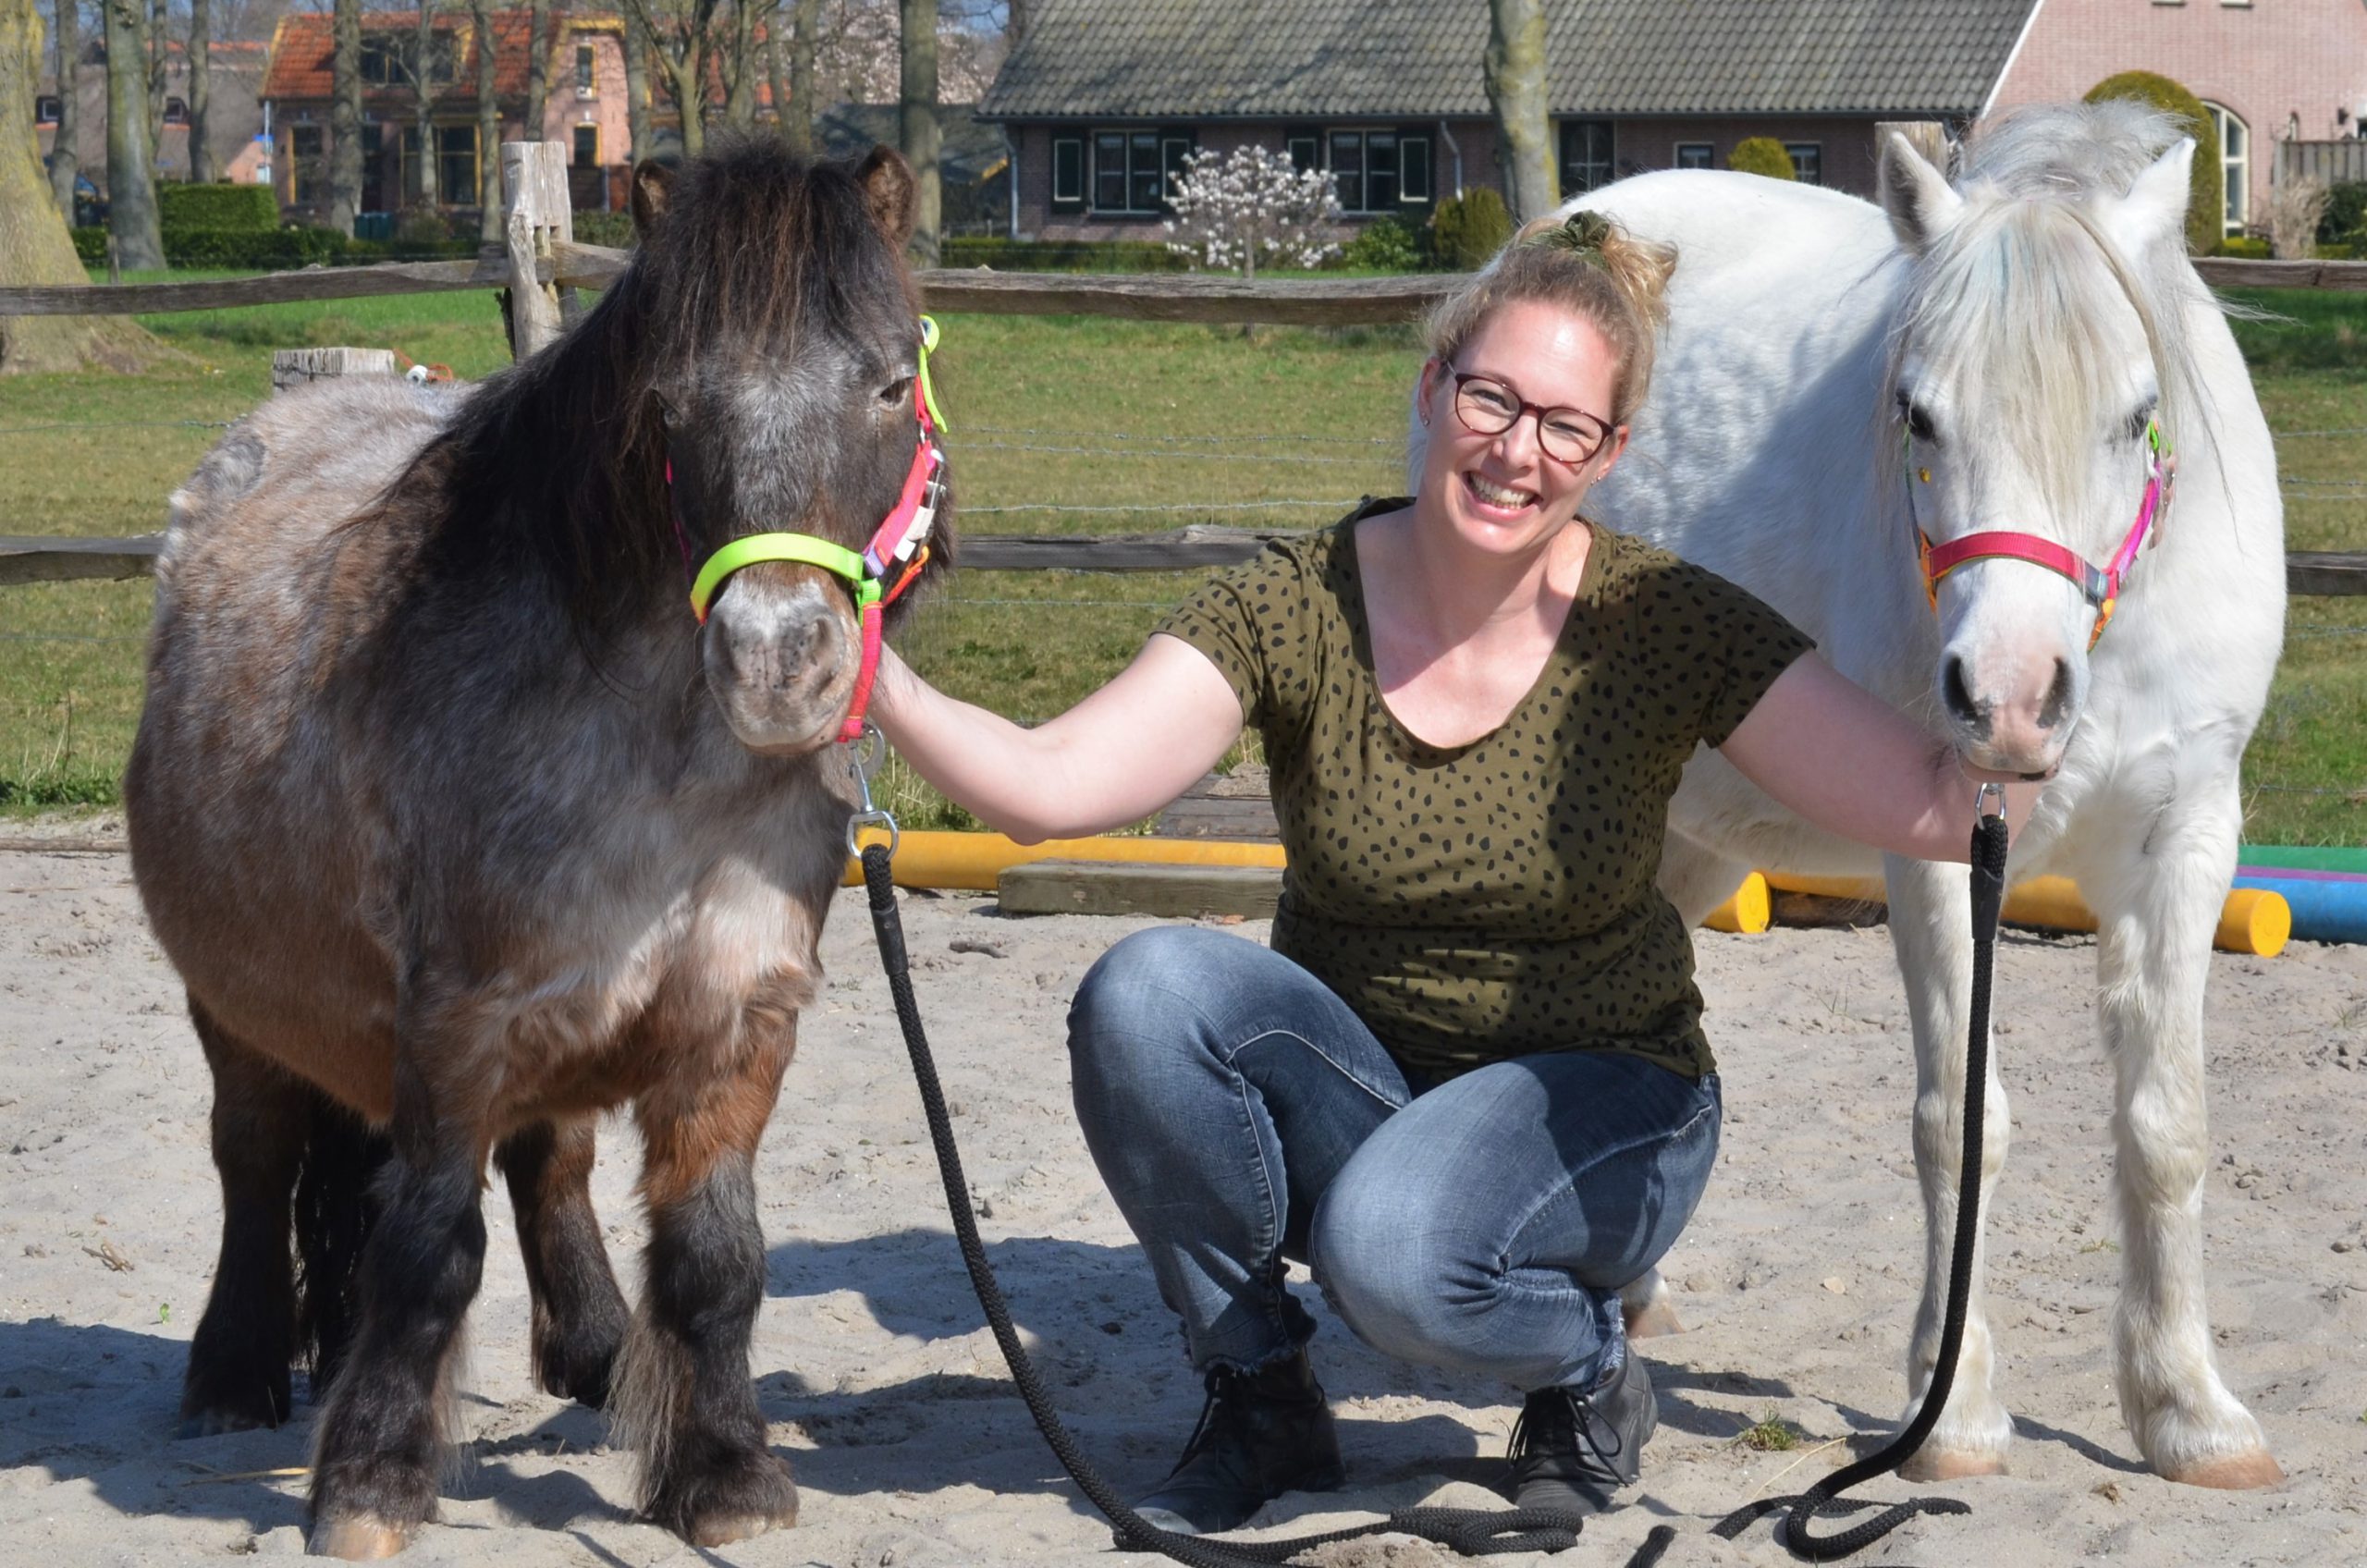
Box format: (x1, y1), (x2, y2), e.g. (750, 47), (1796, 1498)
(2, 817), (2364, 1568)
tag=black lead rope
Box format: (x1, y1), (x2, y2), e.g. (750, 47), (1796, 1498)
(859, 806), (2006, 1566)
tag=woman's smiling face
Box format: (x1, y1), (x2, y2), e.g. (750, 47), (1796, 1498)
(1417, 297), (1628, 561)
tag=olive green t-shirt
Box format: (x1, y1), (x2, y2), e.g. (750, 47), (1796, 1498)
(1155, 500), (1814, 1082)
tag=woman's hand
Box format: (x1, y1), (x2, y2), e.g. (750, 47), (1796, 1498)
(1718, 654), (2048, 864)
(868, 634), (1246, 844)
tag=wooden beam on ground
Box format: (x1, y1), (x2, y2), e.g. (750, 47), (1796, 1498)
(0, 253), (527, 317)
(2193, 257), (2367, 291)
(997, 859), (1282, 919)
(0, 533), (163, 586)
(2287, 550), (2367, 596)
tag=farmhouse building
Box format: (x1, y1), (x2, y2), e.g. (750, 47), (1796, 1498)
(36, 41), (271, 196)
(259, 11), (635, 225)
(978, 0), (2367, 243)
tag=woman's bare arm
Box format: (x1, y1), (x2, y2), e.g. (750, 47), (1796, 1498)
(868, 633), (1246, 844)
(1718, 654), (2045, 864)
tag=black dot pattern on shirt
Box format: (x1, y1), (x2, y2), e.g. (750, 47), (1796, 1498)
(1155, 499), (1815, 1082)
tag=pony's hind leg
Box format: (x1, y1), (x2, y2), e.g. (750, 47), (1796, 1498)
(613, 1026), (799, 1548)
(305, 1106), (488, 1559)
(180, 1000), (309, 1436)
(497, 1116), (630, 1407)
(1883, 853), (2017, 1480)
(2080, 782), (2281, 1488)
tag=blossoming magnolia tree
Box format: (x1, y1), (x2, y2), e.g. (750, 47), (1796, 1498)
(1164, 146), (1343, 279)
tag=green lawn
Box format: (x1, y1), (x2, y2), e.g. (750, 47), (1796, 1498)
(0, 281), (2360, 844)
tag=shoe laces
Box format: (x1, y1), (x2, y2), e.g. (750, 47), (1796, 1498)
(1508, 1381), (1626, 1476)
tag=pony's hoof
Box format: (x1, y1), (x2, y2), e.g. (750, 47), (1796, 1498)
(1897, 1445), (2008, 1482)
(2162, 1449), (2284, 1490)
(177, 1406), (277, 1439)
(1623, 1297), (1686, 1340)
(307, 1513), (414, 1560)
(668, 1452), (799, 1547)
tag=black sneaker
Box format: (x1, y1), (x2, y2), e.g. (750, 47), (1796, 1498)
(1506, 1350), (1657, 1515)
(1124, 1350), (1346, 1539)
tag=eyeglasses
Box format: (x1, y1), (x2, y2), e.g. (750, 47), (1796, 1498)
(1447, 370), (1613, 467)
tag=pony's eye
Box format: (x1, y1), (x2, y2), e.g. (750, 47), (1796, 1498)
(878, 376), (915, 409)
(2125, 404), (2156, 442)
(1899, 398), (1936, 444)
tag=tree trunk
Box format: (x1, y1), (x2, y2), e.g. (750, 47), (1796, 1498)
(1005, 0), (1025, 47)
(666, 51), (702, 158)
(412, 3), (441, 211)
(327, 0), (359, 232)
(144, 0), (163, 153)
(898, 0), (936, 264)
(2, 0), (156, 368)
(623, 3), (650, 164)
(523, 0), (548, 140)
(721, 0), (754, 127)
(1483, 0), (1554, 220)
(102, 0), (162, 264)
(473, 0), (498, 239)
(187, 0), (211, 181)
(779, 0), (817, 155)
(47, 0), (77, 217)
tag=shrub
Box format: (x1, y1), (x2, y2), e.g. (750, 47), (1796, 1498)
(161, 226), (350, 268)
(157, 182), (279, 231)
(1163, 145), (1343, 277)
(2321, 181), (2367, 247)
(2214, 234), (2271, 260)
(1429, 187), (1514, 270)
(1728, 138), (1796, 180)
(2083, 71), (2222, 256)
(570, 209), (638, 249)
(1340, 214), (1427, 271)
(938, 237), (1190, 272)
(69, 226), (107, 264)
(393, 204), (460, 248)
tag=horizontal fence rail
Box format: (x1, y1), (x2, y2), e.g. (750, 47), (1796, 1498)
(6, 531), (2362, 593)
(4, 248), (2366, 324)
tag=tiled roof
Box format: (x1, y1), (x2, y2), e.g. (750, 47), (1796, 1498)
(262, 11), (614, 102)
(980, 0), (2040, 120)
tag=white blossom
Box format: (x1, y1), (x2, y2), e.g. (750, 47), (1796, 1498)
(1163, 146), (1343, 279)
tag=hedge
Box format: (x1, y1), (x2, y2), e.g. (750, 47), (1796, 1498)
(70, 226), (107, 264)
(938, 237), (1189, 272)
(161, 226), (350, 268)
(2083, 71), (2222, 256)
(158, 183), (280, 231)
(1429, 188), (1514, 271)
(570, 210), (638, 249)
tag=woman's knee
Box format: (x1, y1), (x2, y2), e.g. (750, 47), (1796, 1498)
(1308, 1179), (1476, 1364)
(1068, 927), (1253, 1101)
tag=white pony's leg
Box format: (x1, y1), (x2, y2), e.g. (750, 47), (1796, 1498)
(1620, 830), (1757, 1342)
(2078, 780), (2282, 1488)
(1883, 851), (2016, 1479)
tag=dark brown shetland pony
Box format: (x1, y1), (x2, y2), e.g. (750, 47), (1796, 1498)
(123, 139), (950, 1559)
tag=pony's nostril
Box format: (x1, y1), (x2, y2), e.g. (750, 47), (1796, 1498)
(1942, 655), (1984, 732)
(2037, 657), (2073, 730)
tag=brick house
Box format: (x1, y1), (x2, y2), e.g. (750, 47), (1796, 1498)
(976, 0), (2039, 241)
(36, 40), (271, 198)
(260, 10), (634, 225)
(979, 0), (2367, 243)
(1987, 0), (2367, 237)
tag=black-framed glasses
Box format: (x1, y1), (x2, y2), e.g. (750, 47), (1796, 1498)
(1448, 370), (1613, 467)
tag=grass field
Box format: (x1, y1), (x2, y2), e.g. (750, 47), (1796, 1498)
(0, 278), (2361, 843)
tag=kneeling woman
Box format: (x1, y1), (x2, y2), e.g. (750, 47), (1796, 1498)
(872, 214), (2032, 1532)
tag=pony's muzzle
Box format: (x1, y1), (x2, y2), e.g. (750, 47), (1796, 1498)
(701, 566), (860, 754)
(1939, 646), (2080, 775)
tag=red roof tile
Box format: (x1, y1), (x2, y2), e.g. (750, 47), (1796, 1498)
(262, 11), (614, 103)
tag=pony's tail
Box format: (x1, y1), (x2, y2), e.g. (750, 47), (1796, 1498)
(292, 1087), (391, 1400)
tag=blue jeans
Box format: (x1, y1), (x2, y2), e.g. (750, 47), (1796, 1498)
(1069, 926), (1723, 1392)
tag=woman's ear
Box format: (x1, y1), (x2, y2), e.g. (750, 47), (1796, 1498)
(1592, 425), (1632, 482)
(1417, 358), (1444, 425)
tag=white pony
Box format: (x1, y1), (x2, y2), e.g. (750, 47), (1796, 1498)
(1420, 103), (2287, 1488)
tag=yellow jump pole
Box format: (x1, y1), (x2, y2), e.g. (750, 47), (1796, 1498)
(842, 832), (1772, 933)
(1760, 872), (2288, 958)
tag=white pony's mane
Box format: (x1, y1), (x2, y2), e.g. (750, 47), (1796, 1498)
(1886, 101), (2216, 520)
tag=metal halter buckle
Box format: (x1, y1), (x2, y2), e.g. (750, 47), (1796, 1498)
(845, 722), (901, 859)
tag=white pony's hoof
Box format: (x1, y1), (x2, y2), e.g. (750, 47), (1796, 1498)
(307, 1513), (413, 1559)
(1897, 1444), (2009, 1482)
(1623, 1295), (1686, 1340)
(2160, 1449), (2284, 1490)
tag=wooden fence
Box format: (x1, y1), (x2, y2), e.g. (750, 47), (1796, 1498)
(0, 141), (2362, 594)
(2279, 140), (2367, 190)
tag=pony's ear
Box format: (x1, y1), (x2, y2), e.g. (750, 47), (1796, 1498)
(2103, 137), (2196, 261)
(631, 160), (675, 240)
(1879, 131), (1963, 256)
(854, 144), (917, 251)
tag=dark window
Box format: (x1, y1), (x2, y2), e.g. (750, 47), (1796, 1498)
(1328, 129), (1363, 211)
(1784, 141), (1821, 185)
(1674, 141), (1713, 170)
(438, 125), (476, 204)
(1400, 135), (1431, 202)
(1050, 135), (1084, 206)
(291, 124), (324, 203)
(1161, 136), (1193, 202)
(35, 93), (63, 124)
(1087, 127), (1187, 214)
(360, 36), (399, 85)
(575, 43), (595, 95)
(360, 32), (455, 88)
(162, 95), (189, 125)
(1559, 118), (1614, 193)
(1285, 132), (1318, 173)
(572, 124), (599, 167)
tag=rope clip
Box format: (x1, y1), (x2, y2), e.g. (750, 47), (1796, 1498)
(846, 721), (901, 859)
(1973, 780), (2005, 822)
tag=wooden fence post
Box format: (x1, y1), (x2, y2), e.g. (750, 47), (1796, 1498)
(502, 140), (573, 361)
(271, 347), (399, 394)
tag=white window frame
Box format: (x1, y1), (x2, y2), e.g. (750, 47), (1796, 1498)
(1559, 118), (1615, 193)
(1784, 141), (1821, 185)
(1674, 141), (1713, 171)
(1049, 135), (1084, 206)
(35, 93), (63, 123)
(1088, 128), (1186, 216)
(2207, 102), (2248, 234)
